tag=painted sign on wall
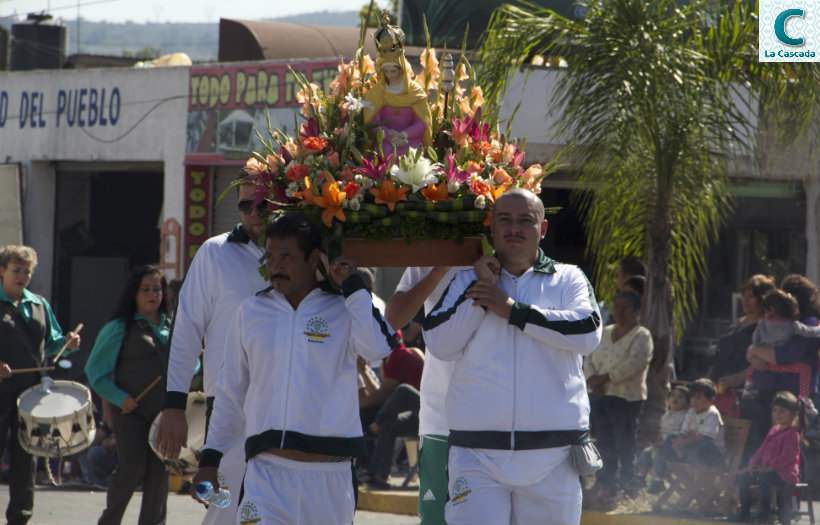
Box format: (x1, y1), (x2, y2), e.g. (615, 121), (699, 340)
(0, 87), (121, 129)
(186, 60), (338, 165)
(184, 165), (212, 265)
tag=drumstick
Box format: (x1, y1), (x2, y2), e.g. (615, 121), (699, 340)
(11, 366), (56, 374)
(52, 323), (84, 364)
(121, 376), (162, 415)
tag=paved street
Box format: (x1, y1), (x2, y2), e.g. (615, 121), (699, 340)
(0, 484), (419, 524)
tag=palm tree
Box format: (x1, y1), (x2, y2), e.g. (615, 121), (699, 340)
(476, 0), (820, 443)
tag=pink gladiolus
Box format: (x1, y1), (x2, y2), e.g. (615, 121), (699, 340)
(443, 154), (469, 183)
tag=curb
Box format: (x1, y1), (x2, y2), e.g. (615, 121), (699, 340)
(356, 489), (729, 524)
(357, 488), (418, 516)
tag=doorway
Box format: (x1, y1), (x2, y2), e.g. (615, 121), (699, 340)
(53, 168), (163, 378)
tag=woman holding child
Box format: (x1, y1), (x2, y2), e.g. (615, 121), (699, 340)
(740, 274), (820, 463)
(585, 290), (653, 502)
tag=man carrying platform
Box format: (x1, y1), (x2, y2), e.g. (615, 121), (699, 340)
(194, 214), (397, 525)
(423, 189), (602, 525)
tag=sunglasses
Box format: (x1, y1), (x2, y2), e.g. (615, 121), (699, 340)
(237, 199), (267, 214)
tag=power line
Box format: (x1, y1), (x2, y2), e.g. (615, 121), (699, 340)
(1, 0), (124, 13)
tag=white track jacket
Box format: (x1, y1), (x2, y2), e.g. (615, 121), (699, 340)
(423, 250), (602, 435)
(164, 225), (266, 409)
(200, 275), (398, 467)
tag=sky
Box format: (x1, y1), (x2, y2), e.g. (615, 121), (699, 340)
(1, 0), (373, 23)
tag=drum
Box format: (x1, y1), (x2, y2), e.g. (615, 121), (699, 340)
(149, 391), (207, 480)
(17, 380), (96, 458)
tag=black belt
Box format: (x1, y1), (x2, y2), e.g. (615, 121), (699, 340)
(449, 429), (589, 451)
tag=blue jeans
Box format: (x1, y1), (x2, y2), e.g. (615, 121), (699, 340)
(590, 395), (643, 491)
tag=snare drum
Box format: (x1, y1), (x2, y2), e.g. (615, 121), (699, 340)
(17, 380), (96, 457)
(148, 391), (207, 480)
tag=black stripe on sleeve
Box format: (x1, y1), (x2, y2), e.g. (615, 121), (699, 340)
(373, 303), (399, 349)
(514, 307), (601, 335)
(422, 279), (476, 331)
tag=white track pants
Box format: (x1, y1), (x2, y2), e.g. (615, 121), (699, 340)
(235, 453), (355, 525)
(445, 446), (582, 525)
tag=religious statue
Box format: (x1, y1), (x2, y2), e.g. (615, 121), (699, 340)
(363, 12), (433, 157)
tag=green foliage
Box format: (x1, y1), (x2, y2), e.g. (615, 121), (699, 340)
(133, 46), (162, 59)
(477, 0), (820, 339)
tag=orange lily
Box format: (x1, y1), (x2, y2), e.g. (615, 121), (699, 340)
(291, 177), (316, 205)
(420, 182), (452, 202)
(314, 181), (347, 227)
(369, 180), (410, 211)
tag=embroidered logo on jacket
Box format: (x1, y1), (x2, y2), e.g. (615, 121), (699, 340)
(304, 316), (330, 343)
(450, 476), (472, 505)
(239, 501), (261, 524)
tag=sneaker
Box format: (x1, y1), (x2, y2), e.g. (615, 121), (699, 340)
(646, 478), (666, 494)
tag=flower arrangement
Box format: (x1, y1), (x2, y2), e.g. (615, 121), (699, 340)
(240, 16), (555, 259)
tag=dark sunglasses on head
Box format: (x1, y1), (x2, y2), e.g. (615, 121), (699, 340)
(237, 199), (267, 214)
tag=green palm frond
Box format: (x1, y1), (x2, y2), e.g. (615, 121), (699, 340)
(477, 0), (820, 340)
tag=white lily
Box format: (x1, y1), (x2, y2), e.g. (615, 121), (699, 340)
(344, 94), (373, 113)
(390, 148), (440, 192)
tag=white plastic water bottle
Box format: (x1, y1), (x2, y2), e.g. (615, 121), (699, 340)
(195, 481), (231, 508)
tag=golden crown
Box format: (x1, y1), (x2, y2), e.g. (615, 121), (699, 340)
(373, 10), (405, 62)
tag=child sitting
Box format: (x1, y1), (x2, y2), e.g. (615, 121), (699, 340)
(669, 378), (725, 467)
(729, 391), (806, 523)
(645, 385), (690, 494)
(742, 289), (819, 399)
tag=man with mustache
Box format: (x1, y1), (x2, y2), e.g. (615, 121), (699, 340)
(423, 189), (603, 525)
(154, 174), (267, 524)
(193, 213), (397, 525)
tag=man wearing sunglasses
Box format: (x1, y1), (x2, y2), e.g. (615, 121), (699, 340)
(155, 174), (267, 525)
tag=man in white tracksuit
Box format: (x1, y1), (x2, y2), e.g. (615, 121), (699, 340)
(154, 177), (267, 524)
(194, 213), (397, 525)
(385, 266), (466, 524)
(423, 189), (603, 525)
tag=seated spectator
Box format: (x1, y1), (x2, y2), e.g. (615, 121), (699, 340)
(741, 289), (820, 399)
(359, 331), (424, 431)
(365, 382), (422, 489)
(78, 399), (118, 489)
(669, 378), (725, 467)
(730, 391), (806, 523)
(644, 385), (690, 493)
